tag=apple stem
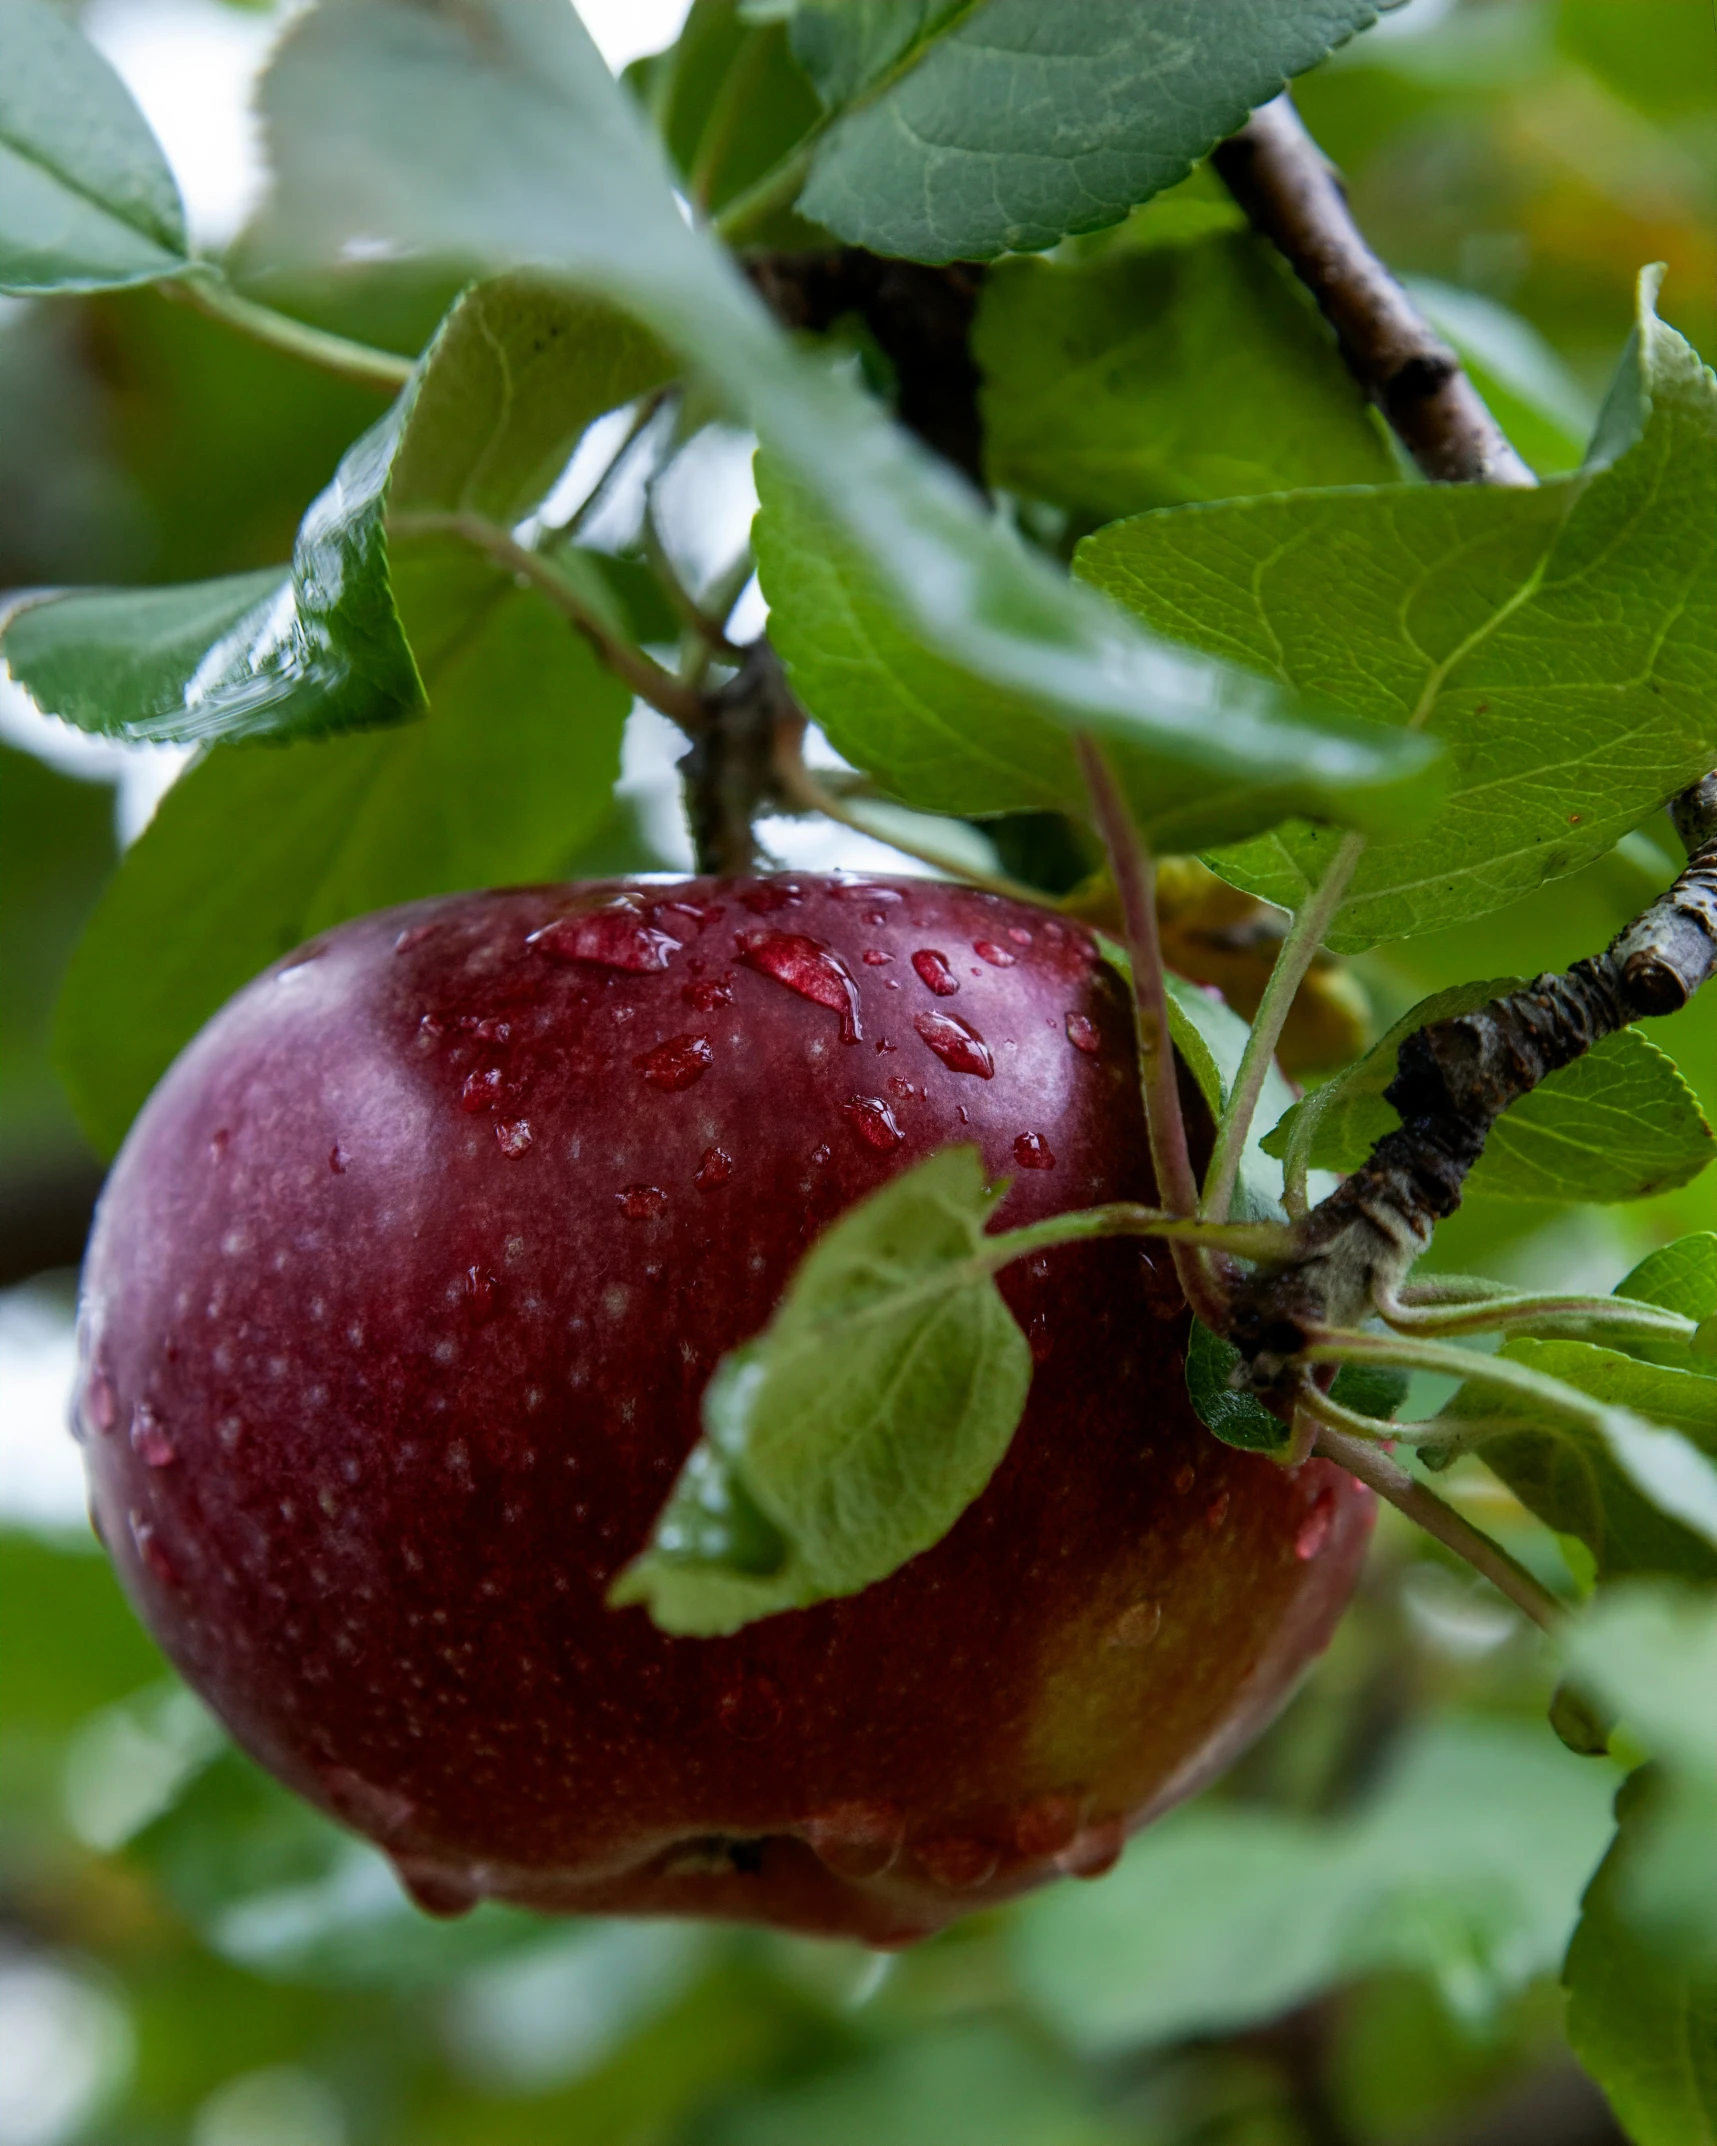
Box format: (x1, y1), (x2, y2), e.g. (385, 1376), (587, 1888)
(1302, 1408), (1565, 1634)
(1075, 738), (1227, 1328)
(1202, 830), (1366, 1224)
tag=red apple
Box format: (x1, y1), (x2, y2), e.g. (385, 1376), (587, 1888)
(75, 875), (1370, 1945)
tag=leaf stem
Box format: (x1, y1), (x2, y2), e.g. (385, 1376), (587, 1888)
(1301, 1405), (1564, 1633)
(987, 1203), (1294, 1272)
(388, 509), (706, 728)
(773, 736), (1041, 901)
(711, 143), (817, 247)
(1076, 736), (1229, 1329)
(1297, 1327), (1641, 1445)
(163, 269), (415, 391)
(1377, 1288), (1696, 1347)
(1205, 830), (1367, 1223)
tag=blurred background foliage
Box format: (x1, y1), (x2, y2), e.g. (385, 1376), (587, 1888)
(1, 0), (1712, 2141)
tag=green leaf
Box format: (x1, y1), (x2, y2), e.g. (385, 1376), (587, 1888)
(239, 0), (1439, 852)
(976, 230), (1395, 519)
(1078, 272), (1717, 950)
(1565, 1771), (1717, 2146)
(1013, 1714), (1618, 2048)
(1160, 969), (1296, 1219)
(630, 0), (822, 221)
(5, 409), (424, 745)
(0, 0), (189, 293)
(55, 574), (629, 1156)
(1434, 1339), (1717, 1583)
(1185, 1318), (1289, 1455)
(1561, 1596), (1717, 2146)
(5, 275), (675, 748)
(1264, 978), (1716, 1206)
(794, 0), (1387, 264)
(1618, 1234), (1717, 1324)
(610, 1147), (1032, 1637)
(753, 454), (1441, 856)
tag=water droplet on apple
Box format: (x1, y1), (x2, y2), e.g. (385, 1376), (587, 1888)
(85, 1365), (116, 1433)
(739, 880), (802, 913)
(1108, 1600), (1162, 1648)
(208, 1126), (231, 1161)
(461, 1067), (502, 1112)
(1014, 1791), (1084, 1858)
(682, 975), (733, 1013)
(1058, 1817), (1124, 1879)
(736, 931), (863, 1042)
(974, 940), (1016, 967)
(717, 1671), (782, 1741)
(465, 1266), (500, 1323)
(636, 1032), (714, 1091)
(1206, 1491), (1231, 1531)
(1295, 1488), (1336, 1561)
(529, 899), (680, 971)
(1012, 1131), (1055, 1169)
(834, 882), (902, 906)
(910, 948), (959, 996)
(804, 1801), (903, 1879)
(842, 1096), (904, 1151)
(328, 1143), (347, 1174)
(129, 1403), (174, 1467)
(861, 948), (892, 967)
(914, 1833), (999, 1890)
(128, 1509), (177, 1585)
(617, 1185), (668, 1220)
(1065, 1012), (1100, 1055)
(1007, 926), (1032, 947)
(695, 1146), (733, 1189)
(495, 1119), (532, 1158)
(393, 922), (437, 955)
(1173, 1463), (1196, 1494)
(913, 1011), (994, 1078)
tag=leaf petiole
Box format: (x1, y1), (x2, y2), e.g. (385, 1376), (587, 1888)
(163, 266), (415, 390)
(1204, 828), (1366, 1224)
(1376, 1288), (1697, 1347)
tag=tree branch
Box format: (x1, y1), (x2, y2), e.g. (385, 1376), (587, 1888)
(1212, 96), (1535, 488)
(1228, 779), (1717, 1386)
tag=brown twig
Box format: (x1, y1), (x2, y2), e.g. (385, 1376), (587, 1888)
(1212, 97), (1535, 487)
(1228, 778), (1717, 1386)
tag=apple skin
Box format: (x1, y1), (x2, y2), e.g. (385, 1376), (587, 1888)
(75, 875), (1370, 1946)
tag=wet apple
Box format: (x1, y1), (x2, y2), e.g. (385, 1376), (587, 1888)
(76, 876), (1371, 1945)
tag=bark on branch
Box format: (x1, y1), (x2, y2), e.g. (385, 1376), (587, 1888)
(1212, 97), (1536, 488)
(1230, 778), (1717, 1390)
